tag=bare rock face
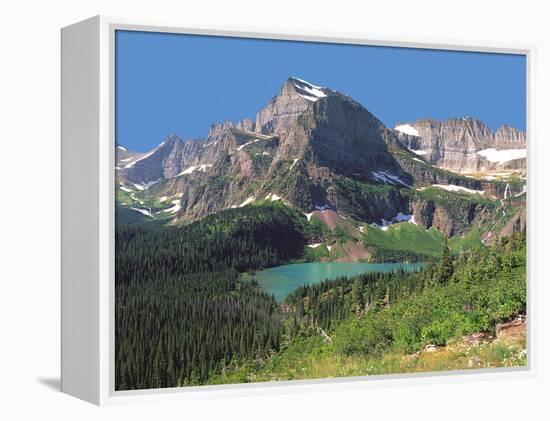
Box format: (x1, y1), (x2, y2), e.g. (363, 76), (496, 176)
(410, 198), (493, 237)
(235, 118), (256, 132)
(494, 125), (526, 149)
(254, 78), (312, 135)
(395, 117), (526, 173)
(117, 135), (207, 185)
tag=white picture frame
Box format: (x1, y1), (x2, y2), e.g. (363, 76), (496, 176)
(61, 15), (535, 406)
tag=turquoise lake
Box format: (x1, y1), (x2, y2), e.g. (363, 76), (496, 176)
(245, 262), (424, 302)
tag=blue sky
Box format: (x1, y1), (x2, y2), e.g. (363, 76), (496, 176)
(116, 30), (526, 152)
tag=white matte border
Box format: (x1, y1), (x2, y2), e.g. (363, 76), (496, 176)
(97, 15), (535, 405)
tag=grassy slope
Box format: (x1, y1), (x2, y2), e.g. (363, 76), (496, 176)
(207, 235), (526, 384)
(209, 324), (526, 384)
(362, 222), (483, 260)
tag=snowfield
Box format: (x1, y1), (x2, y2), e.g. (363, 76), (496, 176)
(477, 148), (526, 164)
(428, 184), (485, 195)
(291, 77), (327, 102)
(395, 124), (420, 137)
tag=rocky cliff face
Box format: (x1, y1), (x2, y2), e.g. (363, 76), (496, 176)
(394, 117), (526, 173)
(254, 78), (313, 135)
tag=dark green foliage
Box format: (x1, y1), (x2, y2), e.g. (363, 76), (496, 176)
(116, 195), (526, 389)
(115, 203), (307, 390)
(284, 269), (424, 331)
(115, 203), (151, 225)
(352, 277), (365, 317)
(281, 232), (525, 359)
(333, 176), (405, 221)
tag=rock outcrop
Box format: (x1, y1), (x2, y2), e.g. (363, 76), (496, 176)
(394, 117), (526, 173)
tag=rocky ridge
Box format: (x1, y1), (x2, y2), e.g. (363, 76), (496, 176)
(394, 117), (526, 173)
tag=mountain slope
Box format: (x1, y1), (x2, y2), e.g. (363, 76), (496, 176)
(115, 77), (526, 247)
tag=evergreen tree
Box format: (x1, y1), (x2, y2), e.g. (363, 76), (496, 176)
(352, 278), (365, 318)
(438, 236), (454, 284)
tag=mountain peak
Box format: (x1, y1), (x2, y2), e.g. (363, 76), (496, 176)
(287, 77), (328, 102)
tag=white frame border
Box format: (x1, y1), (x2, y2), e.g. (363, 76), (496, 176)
(94, 15), (535, 405)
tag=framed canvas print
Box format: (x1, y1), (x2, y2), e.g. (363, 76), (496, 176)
(61, 16), (532, 405)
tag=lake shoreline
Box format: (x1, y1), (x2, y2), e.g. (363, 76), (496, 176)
(242, 261), (424, 303)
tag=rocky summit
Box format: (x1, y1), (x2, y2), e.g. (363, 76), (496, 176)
(115, 77), (526, 247)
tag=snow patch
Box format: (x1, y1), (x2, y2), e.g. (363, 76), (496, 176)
(431, 184), (485, 195)
(410, 149), (428, 156)
(132, 179), (161, 191)
(159, 196), (168, 202)
(326, 245), (333, 252)
(163, 199), (181, 214)
(370, 212), (416, 230)
(395, 124), (420, 137)
(315, 204), (331, 211)
(120, 185), (132, 193)
(289, 158), (299, 170)
(237, 137), (270, 151)
(477, 148), (526, 164)
(130, 207), (153, 218)
(117, 145), (127, 151)
(177, 164), (212, 176)
(291, 77), (327, 102)
(307, 243), (322, 249)
(124, 149), (157, 168)
(305, 212), (315, 221)
(395, 212), (416, 225)
(265, 193), (283, 202)
(371, 170), (411, 187)
(239, 196), (255, 207)
(370, 218), (391, 231)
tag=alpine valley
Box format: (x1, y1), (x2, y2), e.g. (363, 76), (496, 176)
(115, 77), (527, 390)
